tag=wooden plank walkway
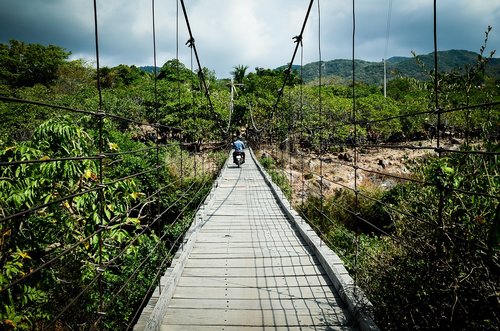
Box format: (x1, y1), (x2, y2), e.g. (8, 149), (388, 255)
(135, 150), (375, 331)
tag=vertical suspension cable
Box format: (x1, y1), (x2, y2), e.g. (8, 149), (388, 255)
(383, 0), (392, 98)
(92, 0), (105, 322)
(190, 44), (195, 110)
(300, 41), (305, 209)
(351, 0), (360, 292)
(152, 0), (158, 114)
(434, 0), (440, 154)
(93, 2), (103, 108)
(151, 0), (163, 295)
(194, 151), (197, 177)
(176, 0), (179, 80)
(288, 88), (293, 200)
(280, 90), (285, 181)
(151, 1), (158, 192)
(186, 43), (195, 178)
(191, 43), (198, 174)
(433, 0), (445, 243)
(202, 152), (205, 177)
(273, 0), (315, 117)
(176, 0), (184, 178)
(317, 0), (324, 225)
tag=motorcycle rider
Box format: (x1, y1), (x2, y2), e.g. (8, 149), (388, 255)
(232, 136), (245, 164)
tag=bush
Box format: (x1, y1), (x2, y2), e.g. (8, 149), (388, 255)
(298, 144), (499, 329)
(259, 155), (275, 169)
(357, 150), (500, 330)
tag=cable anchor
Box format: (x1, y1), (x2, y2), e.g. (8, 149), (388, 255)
(185, 37), (195, 47)
(293, 35), (303, 46)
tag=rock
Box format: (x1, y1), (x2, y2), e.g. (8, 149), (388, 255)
(317, 178), (332, 190)
(337, 153), (352, 162)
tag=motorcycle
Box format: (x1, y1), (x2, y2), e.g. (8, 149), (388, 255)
(233, 151), (245, 168)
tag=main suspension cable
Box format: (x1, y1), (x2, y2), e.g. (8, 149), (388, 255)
(271, 0), (315, 121)
(179, 0), (227, 138)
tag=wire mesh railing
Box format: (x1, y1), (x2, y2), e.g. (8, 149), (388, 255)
(0, 95), (226, 330)
(257, 0), (499, 328)
(0, 0), (230, 329)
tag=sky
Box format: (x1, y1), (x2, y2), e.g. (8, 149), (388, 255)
(0, 0), (498, 79)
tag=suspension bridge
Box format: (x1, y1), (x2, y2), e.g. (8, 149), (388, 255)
(1, 0), (499, 329)
(133, 149), (375, 330)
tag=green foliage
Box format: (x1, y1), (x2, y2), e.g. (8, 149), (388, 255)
(0, 40), (70, 88)
(357, 149), (499, 329)
(269, 170), (292, 200)
(97, 64), (148, 89)
(290, 32), (499, 328)
(0, 113), (224, 329)
(113, 64), (145, 86)
(299, 147), (499, 329)
(1, 34), (499, 330)
(298, 181), (392, 271)
(259, 154), (292, 200)
(356, 93), (402, 140)
(259, 155), (274, 169)
(297, 49), (500, 84)
(231, 65), (249, 84)
(0, 250), (50, 330)
(157, 59), (195, 82)
(0, 117), (100, 329)
(298, 195), (358, 268)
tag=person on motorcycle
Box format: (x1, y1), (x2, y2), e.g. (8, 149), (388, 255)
(232, 137), (245, 164)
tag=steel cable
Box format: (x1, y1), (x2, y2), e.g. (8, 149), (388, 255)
(38, 167), (210, 329)
(1, 165), (202, 295)
(0, 96), (182, 132)
(96, 178), (210, 318)
(179, 0), (226, 137)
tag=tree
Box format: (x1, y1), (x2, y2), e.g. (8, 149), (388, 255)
(157, 59), (195, 82)
(113, 64), (144, 86)
(0, 40), (70, 87)
(231, 65), (248, 84)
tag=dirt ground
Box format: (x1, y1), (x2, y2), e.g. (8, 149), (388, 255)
(257, 139), (461, 205)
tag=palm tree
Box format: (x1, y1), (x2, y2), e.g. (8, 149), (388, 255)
(231, 65), (248, 84)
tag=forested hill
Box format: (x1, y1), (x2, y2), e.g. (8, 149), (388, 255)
(140, 65), (159, 73)
(289, 49), (500, 84)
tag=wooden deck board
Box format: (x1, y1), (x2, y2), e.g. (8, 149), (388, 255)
(158, 153), (356, 330)
(162, 307), (350, 328)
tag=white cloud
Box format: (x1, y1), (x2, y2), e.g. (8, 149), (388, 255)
(0, 0), (498, 78)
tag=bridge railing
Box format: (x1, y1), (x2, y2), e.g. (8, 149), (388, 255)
(0, 96), (226, 329)
(257, 63), (499, 329)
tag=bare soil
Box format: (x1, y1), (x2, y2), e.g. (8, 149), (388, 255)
(257, 139), (461, 205)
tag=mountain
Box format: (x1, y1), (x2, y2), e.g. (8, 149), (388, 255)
(140, 66), (160, 74)
(289, 50), (500, 85)
(385, 56), (408, 64)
